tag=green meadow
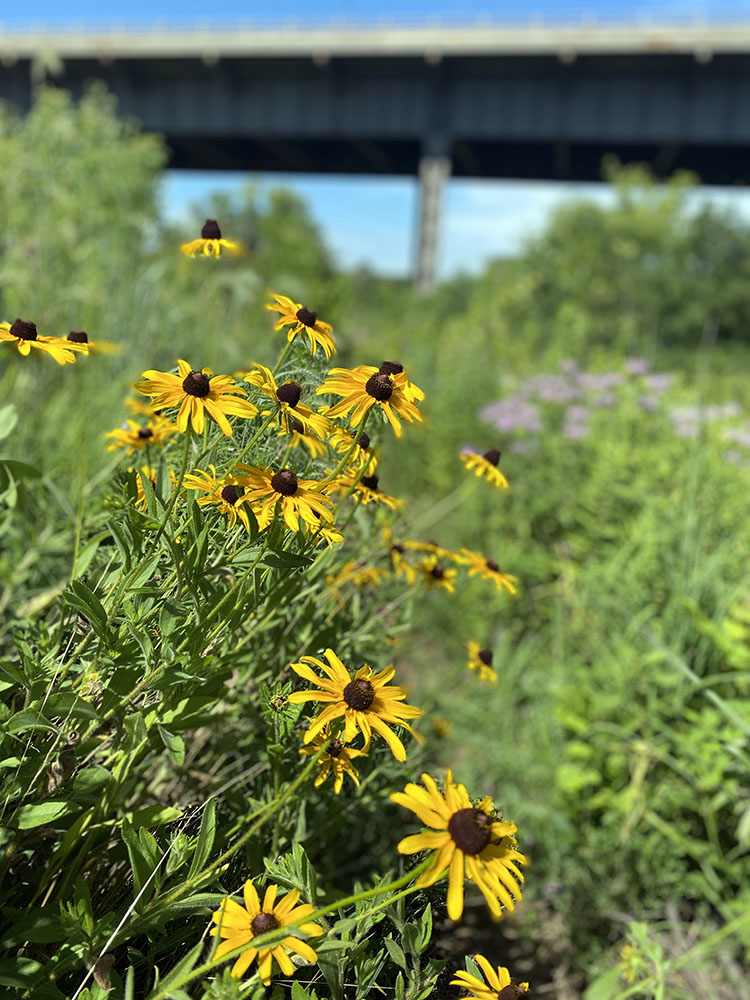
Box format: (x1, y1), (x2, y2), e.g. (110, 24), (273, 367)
(1, 87), (749, 999)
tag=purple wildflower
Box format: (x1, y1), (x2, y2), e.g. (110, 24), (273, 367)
(625, 358), (651, 375)
(644, 374), (673, 393)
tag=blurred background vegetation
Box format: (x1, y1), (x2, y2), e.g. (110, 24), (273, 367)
(2, 86), (750, 997)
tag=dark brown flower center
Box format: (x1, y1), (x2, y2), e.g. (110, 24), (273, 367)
(498, 986), (527, 1000)
(431, 564), (445, 580)
(379, 360), (403, 376)
(361, 475), (379, 491)
(483, 448), (501, 466)
(182, 371), (211, 397)
(276, 381), (302, 407)
(343, 677), (375, 711)
(290, 418), (305, 435)
(447, 807), (492, 855)
(137, 427), (154, 439)
(10, 319), (37, 342)
(296, 306), (317, 327)
(392, 543), (404, 554)
(67, 330), (89, 343)
(251, 911), (279, 936)
(271, 469), (298, 496)
(328, 738), (344, 759)
(221, 484), (243, 505)
(201, 219), (222, 239)
(478, 649), (493, 666)
(365, 373), (393, 401)
(486, 560), (500, 573)
(352, 430), (370, 450)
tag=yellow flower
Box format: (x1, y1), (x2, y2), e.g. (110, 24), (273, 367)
(382, 525), (417, 584)
(316, 363), (422, 438)
(210, 879), (323, 984)
(236, 465), (334, 533)
(451, 955), (529, 999)
(391, 771), (528, 921)
(134, 360), (258, 436)
(106, 415), (178, 454)
(283, 418), (329, 458)
(181, 219), (240, 258)
(242, 364), (330, 440)
(183, 466), (253, 531)
(300, 725), (366, 794)
(431, 717), (452, 739)
(266, 293), (335, 358)
(287, 648), (422, 762)
(325, 471), (403, 511)
(402, 539), (457, 562)
(0, 318), (86, 365)
(327, 425), (378, 475)
(65, 330), (118, 354)
(326, 560), (389, 592)
(461, 448), (509, 489)
(467, 641), (497, 683)
(130, 466), (158, 512)
(417, 554), (458, 593)
(457, 550), (518, 594)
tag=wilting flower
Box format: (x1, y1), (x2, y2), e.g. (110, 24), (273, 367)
(210, 879), (323, 984)
(181, 219), (240, 258)
(299, 724), (366, 794)
(417, 554), (457, 593)
(106, 415), (178, 454)
(134, 360), (258, 436)
(317, 362), (422, 438)
(242, 364), (330, 441)
(266, 293), (335, 358)
(460, 448), (508, 489)
(288, 648), (422, 761)
(236, 465), (334, 532)
(457, 550), (518, 595)
(391, 770), (527, 920)
(467, 641), (497, 683)
(0, 319), (86, 365)
(451, 955), (529, 999)
(183, 466), (253, 531)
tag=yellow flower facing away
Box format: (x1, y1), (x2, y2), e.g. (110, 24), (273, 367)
(316, 362), (423, 438)
(134, 360), (258, 436)
(65, 330), (119, 354)
(402, 538), (457, 562)
(266, 293), (336, 358)
(181, 219), (241, 258)
(210, 879), (323, 984)
(299, 724), (366, 794)
(131, 466), (157, 512)
(391, 770), (528, 921)
(467, 640), (498, 683)
(235, 464), (334, 533)
(325, 471), (403, 511)
(461, 448), (509, 489)
(326, 559), (389, 592)
(0, 319), (88, 365)
(451, 955), (529, 1000)
(106, 415), (178, 454)
(382, 525), (418, 585)
(458, 550), (518, 595)
(242, 364), (330, 440)
(288, 648), (422, 761)
(183, 466), (253, 532)
(417, 554), (458, 593)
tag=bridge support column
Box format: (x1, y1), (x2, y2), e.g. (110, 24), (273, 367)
(414, 149), (451, 294)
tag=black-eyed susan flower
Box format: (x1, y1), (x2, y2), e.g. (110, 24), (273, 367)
(183, 466), (253, 531)
(325, 471), (403, 511)
(391, 771), (528, 921)
(457, 550), (518, 595)
(0, 319), (85, 365)
(326, 560), (389, 595)
(432, 717), (452, 739)
(327, 425), (378, 475)
(66, 330), (118, 354)
(316, 363), (422, 438)
(377, 360), (425, 404)
(467, 641), (497, 683)
(266, 293), (335, 358)
(288, 648), (422, 762)
(242, 364), (330, 440)
(130, 466), (158, 512)
(461, 448), (509, 489)
(299, 724), (365, 794)
(181, 219), (239, 258)
(236, 465), (333, 533)
(402, 539), (458, 562)
(283, 417), (329, 459)
(106, 414), (178, 454)
(382, 525), (417, 584)
(417, 554), (457, 593)
(210, 879), (323, 984)
(134, 360), (258, 436)
(451, 955), (529, 999)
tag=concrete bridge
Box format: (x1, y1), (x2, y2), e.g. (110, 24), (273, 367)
(2, 21), (750, 288)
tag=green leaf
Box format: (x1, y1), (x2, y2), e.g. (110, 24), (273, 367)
(583, 966), (622, 1000)
(129, 805), (183, 828)
(2, 707), (57, 735)
(14, 800), (75, 829)
(0, 404), (18, 441)
(188, 799), (217, 879)
(42, 692), (99, 721)
(157, 725), (186, 766)
(148, 942), (204, 999)
(63, 580), (109, 638)
(0, 459), (41, 480)
(121, 818), (154, 894)
(384, 938), (407, 969)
